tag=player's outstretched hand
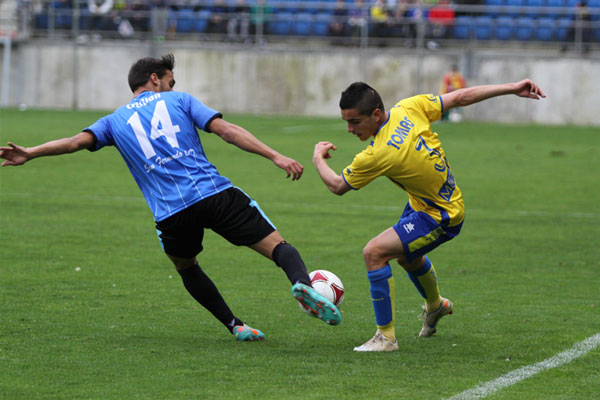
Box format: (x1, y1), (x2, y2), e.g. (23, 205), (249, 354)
(273, 154), (304, 181)
(513, 79), (546, 100)
(313, 141), (337, 160)
(0, 142), (29, 166)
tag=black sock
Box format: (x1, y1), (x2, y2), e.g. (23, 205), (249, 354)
(272, 242), (311, 286)
(178, 263), (243, 334)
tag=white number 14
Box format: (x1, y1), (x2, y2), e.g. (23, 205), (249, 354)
(127, 100), (181, 159)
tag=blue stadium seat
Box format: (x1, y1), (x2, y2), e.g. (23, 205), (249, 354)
(453, 16), (473, 39)
(292, 13), (313, 36)
(505, 0), (524, 17)
(535, 17), (556, 40)
(35, 13), (49, 29)
(515, 16), (535, 39)
(195, 10), (211, 33)
(495, 16), (514, 40)
(556, 17), (573, 39)
(525, 0), (544, 8)
(175, 9), (195, 33)
(53, 1), (72, 29)
(588, 0), (600, 8)
(313, 13), (333, 36)
(547, 0), (566, 18)
(267, 12), (293, 35)
(485, 0), (505, 17)
(475, 16), (494, 39)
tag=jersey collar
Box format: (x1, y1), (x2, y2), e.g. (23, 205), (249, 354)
(373, 111), (390, 138)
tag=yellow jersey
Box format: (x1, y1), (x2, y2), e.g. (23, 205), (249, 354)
(342, 95), (464, 227)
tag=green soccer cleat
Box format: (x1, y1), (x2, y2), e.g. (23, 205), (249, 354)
(292, 283), (342, 326)
(419, 297), (453, 337)
(233, 324), (265, 341)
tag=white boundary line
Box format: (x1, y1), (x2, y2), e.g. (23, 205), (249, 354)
(446, 333), (600, 400)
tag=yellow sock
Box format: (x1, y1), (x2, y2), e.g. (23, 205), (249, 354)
(408, 257), (441, 312)
(378, 321), (396, 342)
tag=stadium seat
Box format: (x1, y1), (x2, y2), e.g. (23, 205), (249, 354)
(313, 13), (333, 36)
(505, 0), (524, 17)
(175, 9), (195, 33)
(547, 0), (566, 18)
(535, 17), (556, 40)
(292, 13), (313, 36)
(195, 10), (211, 33)
(485, 0), (505, 17)
(35, 13), (49, 29)
(556, 17), (573, 39)
(475, 16), (494, 39)
(515, 16), (535, 39)
(588, 0), (600, 8)
(495, 16), (514, 40)
(525, 0), (544, 8)
(453, 15), (473, 39)
(53, 1), (73, 29)
(267, 12), (293, 35)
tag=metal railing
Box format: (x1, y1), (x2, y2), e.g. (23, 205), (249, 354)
(3, 1), (600, 51)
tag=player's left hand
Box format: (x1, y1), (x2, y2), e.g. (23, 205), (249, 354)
(0, 142), (29, 166)
(273, 154), (304, 181)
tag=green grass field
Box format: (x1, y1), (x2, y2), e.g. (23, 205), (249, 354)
(1, 108), (599, 399)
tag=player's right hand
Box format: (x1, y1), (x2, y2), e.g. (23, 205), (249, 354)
(313, 141), (337, 160)
(513, 79), (546, 100)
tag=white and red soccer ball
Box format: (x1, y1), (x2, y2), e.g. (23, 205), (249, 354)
(298, 270), (345, 314)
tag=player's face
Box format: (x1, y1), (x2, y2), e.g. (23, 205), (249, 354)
(341, 108), (381, 141)
(158, 70), (175, 92)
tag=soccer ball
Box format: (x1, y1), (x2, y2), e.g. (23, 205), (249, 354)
(449, 110), (463, 123)
(298, 270), (345, 314)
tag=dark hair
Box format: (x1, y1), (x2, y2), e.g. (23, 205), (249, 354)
(127, 53), (175, 93)
(339, 82), (385, 116)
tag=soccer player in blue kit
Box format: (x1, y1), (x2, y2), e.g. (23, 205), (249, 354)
(0, 54), (341, 341)
(313, 79), (545, 351)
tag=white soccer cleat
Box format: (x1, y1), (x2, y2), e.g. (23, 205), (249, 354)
(353, 330), (399, 352)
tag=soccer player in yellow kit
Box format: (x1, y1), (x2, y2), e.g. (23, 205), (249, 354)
(313, 79), (545, 351)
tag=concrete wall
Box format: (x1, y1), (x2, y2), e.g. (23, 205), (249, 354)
(2, 40), (599, 125)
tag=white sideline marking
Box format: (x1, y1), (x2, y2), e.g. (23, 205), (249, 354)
(446, 333), (600, 400)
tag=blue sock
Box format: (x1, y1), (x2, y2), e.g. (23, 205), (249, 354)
(407, 256), (432, 299)
(367, 265), (395, 327)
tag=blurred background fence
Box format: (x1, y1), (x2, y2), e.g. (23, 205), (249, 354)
(0, 0), (599, 124)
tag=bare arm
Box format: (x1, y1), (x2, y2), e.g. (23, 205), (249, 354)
(312, 141), (351, 196)
(441, 79), (546, 111)
(0, 131), (95, 167)
(208, 117), (303, 181)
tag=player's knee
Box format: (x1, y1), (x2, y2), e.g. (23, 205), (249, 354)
(397, 255), (425, 272)
(363, 241), (386, 269)
(169, 256), (197, 271)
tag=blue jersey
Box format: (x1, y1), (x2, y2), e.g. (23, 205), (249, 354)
(85, 91), (233, 222)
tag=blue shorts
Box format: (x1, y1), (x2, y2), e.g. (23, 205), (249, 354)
(392, 203), (463, 263)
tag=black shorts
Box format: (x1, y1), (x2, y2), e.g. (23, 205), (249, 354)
(155, 187), (276, 258)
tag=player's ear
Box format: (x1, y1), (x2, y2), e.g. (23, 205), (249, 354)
(149, 73), (160, 86)
(372, 108), (384, 121)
